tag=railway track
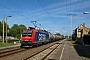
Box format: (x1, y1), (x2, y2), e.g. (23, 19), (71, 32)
(0, 39), (66, 60)
(23, 40), (65, 60)
(0, 46), (26, 57)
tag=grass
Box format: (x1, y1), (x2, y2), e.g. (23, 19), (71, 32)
(0, 42), (17, 47)
(67, 38), (78, 45)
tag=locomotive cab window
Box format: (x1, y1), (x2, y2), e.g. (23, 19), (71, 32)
(22, 32), (32, 37)
(28, 32), (32, 36)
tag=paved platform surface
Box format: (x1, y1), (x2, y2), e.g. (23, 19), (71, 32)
(46, 41), (82, 60)
(61, 41), (82, 60)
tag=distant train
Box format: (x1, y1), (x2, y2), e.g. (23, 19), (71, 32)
(20, 27), (63, 47)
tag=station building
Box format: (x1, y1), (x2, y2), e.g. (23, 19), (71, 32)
(73, 23), (90, 44)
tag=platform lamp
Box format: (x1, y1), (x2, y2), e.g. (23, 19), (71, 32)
(83, 12), (90, 14)
(6, 16), (12, 43)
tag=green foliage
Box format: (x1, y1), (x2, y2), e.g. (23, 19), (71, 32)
(0, 42), (15, 47)
(0, 21), (9, 36)
(19, 24), (27, 34)
(10, 24), (27, 39)
(10, 24), (19, 37)
(72, 31), (77, 41)
(67, 37), (72, 41)
(55, 33), (61, 36)
(0, 21), (2, 36)
(16, 34), (21, 39)
(67, 37), (78, 45)
(0, 20), (27, 39)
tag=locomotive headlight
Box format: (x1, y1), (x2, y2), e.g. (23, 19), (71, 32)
(25, 40), (29, 41)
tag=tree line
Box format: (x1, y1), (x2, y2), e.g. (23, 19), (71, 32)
(0, 21), (63, 40)
(0, 21), (27, 39)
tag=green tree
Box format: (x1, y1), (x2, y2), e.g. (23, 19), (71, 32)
(19, 24), (27, 34)
(72, 33), (77, 40)
(0, 21), (2, 36)
(10, 24), (27, 39)
(0, 21), (9, 36)
(72, 30), (77, 40)
(55, 33), (61, 36)
(17, 24), (27, 39)
(10, 24), (19, 37)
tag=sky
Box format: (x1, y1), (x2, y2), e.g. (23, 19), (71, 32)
(0, 0), (90, 36)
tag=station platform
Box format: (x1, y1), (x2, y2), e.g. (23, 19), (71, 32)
(45, 41), (84, 60)
(60, 41), (82, 60)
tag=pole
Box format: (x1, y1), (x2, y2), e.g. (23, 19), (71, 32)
(6, 17), (7, 43)
(5, 16), (12, 43)
(68, 14), (76, 38)
(70, 15), (72, 38)
(2, 16), (5, 43)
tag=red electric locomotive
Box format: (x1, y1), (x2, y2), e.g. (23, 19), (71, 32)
(20, 27), (49, 47)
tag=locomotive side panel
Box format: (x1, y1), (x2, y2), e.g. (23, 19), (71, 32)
(34, 32), (49, 44)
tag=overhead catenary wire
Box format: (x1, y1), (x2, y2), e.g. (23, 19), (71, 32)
(37, 0), (64, 34)
(0, 3), (30, 21)
(36, 0), (57, 32)
(65, 0), (67, 11)
(41, 0), (57, 25)
(0, 0), (86, 35)
(36, 0), (57, 25)
(67, 0), (77, 36)
(77, 0), (85, 13)
(0, 1), (53, 32)
(71, 0), (85, 24)
(66, 0), (85, 36)
(0, 2), (37, 28)
(73, 0), (83, 16)
(70, 0), (71, 13)
(41, 0), (68, 33)
(75, 0), (85, 14)
(41, 0), (59, 30)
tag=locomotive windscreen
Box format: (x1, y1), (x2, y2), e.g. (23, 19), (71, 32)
(22, 31), (32, 37)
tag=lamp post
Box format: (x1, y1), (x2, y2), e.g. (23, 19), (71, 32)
(2, 16), (5, 43)
(83, 12), (90, 14)
(68, 14), (76, 38)
(6, 16), (12, 43)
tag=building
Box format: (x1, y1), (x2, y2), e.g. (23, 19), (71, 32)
(76, 24), (90, 38)
(73, 23), (90, 44)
